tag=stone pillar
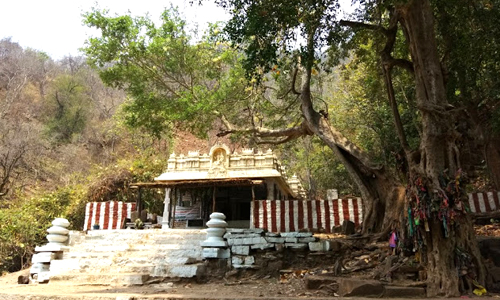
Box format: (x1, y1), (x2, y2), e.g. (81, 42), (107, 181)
(201, 212), (230, 258)
(162, 188), (171, 229)
(30, 218), (70, 283)
(267, 180), (275, 200)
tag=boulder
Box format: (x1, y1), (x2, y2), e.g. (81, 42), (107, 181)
(338, 278), (384, 297)
(305, 275), (338, 290)
(342, 220), (356, 235)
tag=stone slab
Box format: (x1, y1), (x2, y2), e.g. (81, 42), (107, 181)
(232, 264), (260, 269)
(281, 232), (313, 238)
(265, 232), (280, 237)
(250, 243), (275, 250)
(299, 237), (317, 243)
(231, 245), (250, 256)
(265, 237), (285, 243)
(224, 233), (261, 238)
(339, 278), (384, 297)
(31, 252), (55, 263)
(305, 275), (338, 290)
(244, 256), (255, 265)
(203, 248), (230, 259)
(200, 240), (228, 247)
(232, 256), (244, 265)
(309, 242), (324, 252)
(34, 244), (69, 252)
(227, 237), (266, 246)
(285, 243), (308, 250)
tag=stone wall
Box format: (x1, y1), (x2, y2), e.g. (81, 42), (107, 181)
(212, 229), (339, 270)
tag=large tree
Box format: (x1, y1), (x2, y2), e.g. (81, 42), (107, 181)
(216, 0), (487, 296)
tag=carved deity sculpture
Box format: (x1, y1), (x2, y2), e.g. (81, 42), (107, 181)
(208, 147), (228, 178)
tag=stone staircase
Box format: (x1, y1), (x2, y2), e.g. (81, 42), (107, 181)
(48, 229), (207, 285)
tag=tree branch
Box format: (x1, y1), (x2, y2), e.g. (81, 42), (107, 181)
(217, 121), (312, 140)
(291, 68), (301, 95)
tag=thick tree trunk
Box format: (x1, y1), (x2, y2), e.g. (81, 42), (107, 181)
(398, 0), (485, 296)
(298, 68), (405, 235)
(485, 136), (500, 190)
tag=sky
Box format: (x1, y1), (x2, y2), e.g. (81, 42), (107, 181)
(0, 0), (355, 60)
(0, 0), (231, 59)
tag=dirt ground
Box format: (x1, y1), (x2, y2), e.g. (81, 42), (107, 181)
(0, 269), (333, 300)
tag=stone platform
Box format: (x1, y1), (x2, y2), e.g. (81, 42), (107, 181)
(48, 229), (206, 285)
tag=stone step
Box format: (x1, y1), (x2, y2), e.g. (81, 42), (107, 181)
(63, 247), (202, 259)
(77, 236), (205, 243)
(50, 263), (203, 281)
(50, 229), (207, 284)
(49, 273), (150, 286)
(59, 254), (202, 267)
(66, 243), (204, 254)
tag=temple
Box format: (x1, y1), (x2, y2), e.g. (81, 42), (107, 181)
(154, 143), (305, 228)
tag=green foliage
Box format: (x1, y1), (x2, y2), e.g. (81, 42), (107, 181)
(43, 75), (91, 143)
(83, 8), (247, 138)
(0, 187), (84, 273)
(218, 0), (341, 76)
(278, 137), (358, 197)
(0, 152), (170, 274)
(328, 48), (418, 171)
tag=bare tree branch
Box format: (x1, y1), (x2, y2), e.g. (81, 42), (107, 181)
(291, 67), (301, 95)
(217, 121), (312, 140)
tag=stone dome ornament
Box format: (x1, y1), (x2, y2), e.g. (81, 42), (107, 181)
(46, 218), (70, 246)
(201, 212), (228, 247)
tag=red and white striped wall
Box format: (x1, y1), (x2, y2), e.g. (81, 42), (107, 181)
(251, 198), (363, 233)
(84, 201), (136, 230)
(468, 192), (500, 214)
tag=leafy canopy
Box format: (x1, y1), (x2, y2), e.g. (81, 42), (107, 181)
(82, 8), (248, 138)
(216, 0), (342, 76)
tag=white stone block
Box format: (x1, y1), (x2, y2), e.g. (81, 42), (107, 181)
(265, 232), (280, 237)
(244, 256), (255, 265)
(30, 263), (50, 273)
(203, 248), (230, 259)
(280, 232), (299, 238)
(232, 255), (245, 265)
(285, 237), (298, 243)
(322, 240), (333, 251)
(251, 237), (267, 244)
(308, 242), (324, 252)
(285, 243), (308, 250)
(31, 252), (55, 263)
(233, 264), (256, 269)
(201, 240), (228, 247)
(35, 271), (51, 283)
(299, 237), (317, 243)
(35, 244), (68, 252)
(265, 237), (285, 243)
(250, 243), (275, 250)
(231, 246), (250, 255)
(297, 232), (313, 237)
